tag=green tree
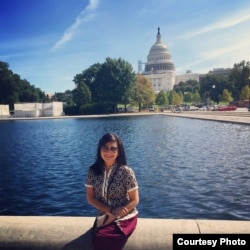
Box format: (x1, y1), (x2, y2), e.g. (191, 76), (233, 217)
(52, 90), (73, 105)
(73, 63), (101, 102)
(0, 61), (46, 110)
(183, 92), (192, 103)
(174, 80), (200, 103)
(229, 61), (250, 100)
(19, 80), (42, 102)
(64, 90), (74, 105)
(72, 82), (91, 107)
(130, 75), (155, 112)
(220, 89), (233, 103)
(95, 57), (136, 113)
(192, 90), (201, 103)
(174, 80), (199, 94)
(200, 74), (229, 104)
(155, 90), (168, 105)
(167, 91), (173, 104)
(0, 62), (18, 109)
(168, 90), (182, 105)
(240, 85), (250, 100)
(171, 91), (182, 105)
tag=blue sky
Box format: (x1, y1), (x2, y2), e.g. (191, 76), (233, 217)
(1, 0), (250, 94)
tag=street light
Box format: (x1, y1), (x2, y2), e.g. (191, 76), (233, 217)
(212, 85), (216, 104)
(184, 92), (188, 110)
(248, 77), (250, 111)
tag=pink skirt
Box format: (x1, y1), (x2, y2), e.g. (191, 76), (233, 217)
(92, 215), (137, 250)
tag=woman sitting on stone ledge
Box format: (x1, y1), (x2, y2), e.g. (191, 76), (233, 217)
(85, 132), (139, 250)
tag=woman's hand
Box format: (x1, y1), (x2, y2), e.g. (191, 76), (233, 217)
(112, 207), (129, 218)
(101, 206), (128, 227)
(101, 212), (116, 227)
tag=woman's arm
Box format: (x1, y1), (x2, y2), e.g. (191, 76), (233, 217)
(86, 186), (116, 227)
(86, 187), (111, 214)
(112, 189), (139, 218)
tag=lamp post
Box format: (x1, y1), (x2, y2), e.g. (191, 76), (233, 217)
(206, 91), (209, 108)
(212, 85), (216, 104)
(248, 76), (250, 111)
(184, 92), (187, 110)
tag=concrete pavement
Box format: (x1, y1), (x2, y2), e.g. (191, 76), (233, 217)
(161, 109), (250, 125)
(0, 216), (249, 250)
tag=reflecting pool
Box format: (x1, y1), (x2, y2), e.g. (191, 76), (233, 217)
(0, 115), (249, 220)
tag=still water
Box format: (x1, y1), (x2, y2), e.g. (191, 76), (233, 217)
(0, 115), (249, 220)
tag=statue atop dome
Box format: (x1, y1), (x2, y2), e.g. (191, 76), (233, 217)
(157, 27), (161, 43)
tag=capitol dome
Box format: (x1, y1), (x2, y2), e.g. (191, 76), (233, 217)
(145, 27), (175, 73)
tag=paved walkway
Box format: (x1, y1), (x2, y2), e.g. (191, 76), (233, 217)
(161, 110), (250, 125)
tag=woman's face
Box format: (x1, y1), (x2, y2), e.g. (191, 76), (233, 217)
(100, 141), (119, 167)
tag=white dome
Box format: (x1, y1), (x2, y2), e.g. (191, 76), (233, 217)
(145, 27), (175, 72)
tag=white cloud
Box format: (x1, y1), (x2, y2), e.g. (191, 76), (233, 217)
(200, 40), (249, 60)
(176, 38), (250, 74)
(86, 0), (100, 10)
(51, 0), (100, 51)
(182, 10), (250, 39)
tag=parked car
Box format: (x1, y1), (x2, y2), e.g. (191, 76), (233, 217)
(217, 106), (237, 111)
(189, 106), (199, 111)
(149, 106), (155, 112)
(199, 106), (208, 111)
(211, 105), (219, 111)
(173, 106), (182, 113)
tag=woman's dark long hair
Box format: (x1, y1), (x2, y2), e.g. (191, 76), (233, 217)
(90, 133), (127, 175)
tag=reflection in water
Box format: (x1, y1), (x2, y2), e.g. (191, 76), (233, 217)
(0, 115), (249, 220)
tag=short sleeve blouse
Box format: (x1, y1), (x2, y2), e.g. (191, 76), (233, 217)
(85, 164), (138, 209)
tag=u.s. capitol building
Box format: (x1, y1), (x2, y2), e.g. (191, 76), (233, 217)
(140, 28), (230, 93)
(140, 27), (176, 92)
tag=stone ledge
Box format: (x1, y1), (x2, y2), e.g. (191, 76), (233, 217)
(0, 216), (249, 250)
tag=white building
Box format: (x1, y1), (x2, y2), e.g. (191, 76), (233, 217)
(13, 102), (64, 118)
(140, 28), (234, 92)
(142, 27), (176, 93)
(208, 68), (231, 77)
(175, 70), (200, 84)
(0, 105), (10, 117)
